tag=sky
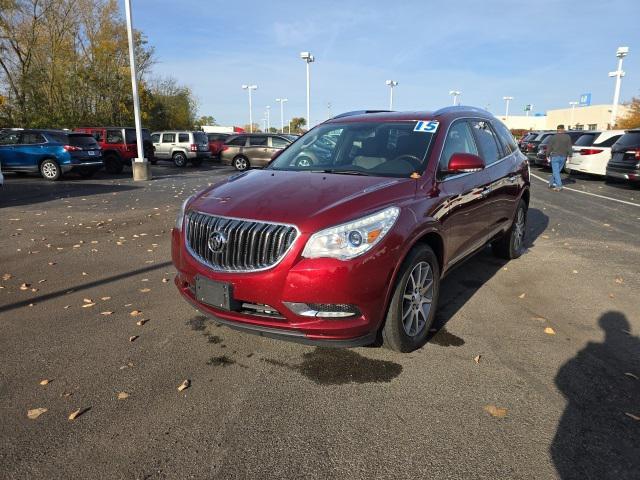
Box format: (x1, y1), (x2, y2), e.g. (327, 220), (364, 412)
(133, 0), (640, 127)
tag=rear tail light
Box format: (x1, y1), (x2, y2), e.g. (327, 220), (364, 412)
(579, 149), (603, 155)
(190, 143), (197, 152)
(63, 145), (81, 152)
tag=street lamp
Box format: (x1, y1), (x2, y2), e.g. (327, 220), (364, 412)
(124, 0), (150, 181)
(265, 105), (271, 132)
(386, 80), (398, 109)
(241, 84), (258, 133)
(275, 98), (288, 133)
(609, 46), (629, 127)
(300, 51), (315, 129)
(449, 90), (461, 106)
(569, 101), (578, 128)
(503, 96), (514, 118)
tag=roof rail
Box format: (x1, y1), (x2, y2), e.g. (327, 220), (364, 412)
(432, 105), (491, 116)
(331, 110), (393, 120)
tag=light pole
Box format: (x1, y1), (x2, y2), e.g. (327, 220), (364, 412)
(124, 0), (150, 181)
(300, 51), (315, 129)
(609, 46), (629, 127)
(386, 80), (398, 109)
(524, 104), (533, 117)
(242, 84), (257, 132)
(503, 96), (514, 118)
(569, 101), (578, 128)
(449, 90), (461, 106)
(265, 105), (271, 132)
(275, 98), (288, 133)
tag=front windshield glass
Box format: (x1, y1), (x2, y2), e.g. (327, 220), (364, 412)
(269, 121), (437, 177)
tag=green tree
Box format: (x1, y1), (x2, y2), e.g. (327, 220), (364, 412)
(289, 117), (306, 133)
(193, 115), (217, 129)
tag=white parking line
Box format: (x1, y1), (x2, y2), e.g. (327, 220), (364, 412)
(530, 172), (640, 208)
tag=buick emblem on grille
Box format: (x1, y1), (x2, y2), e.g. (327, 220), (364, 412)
(207, 231), (227, 253)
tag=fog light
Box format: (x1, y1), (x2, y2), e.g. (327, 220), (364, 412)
(283, 302), (361, 318)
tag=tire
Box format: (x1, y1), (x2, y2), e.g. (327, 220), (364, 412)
(191, 158), (204, 167)
(39, 159), (61, 181)
(173, 152), (187, 168)
(233, 155), (249, 171)
(104, 154), (123, 174)
(382, 245), (440, 352)
(295, 156), (313, 167)
(492, 199), (527, 259)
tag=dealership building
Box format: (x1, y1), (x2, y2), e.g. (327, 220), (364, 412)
(499, 104), (631, 131)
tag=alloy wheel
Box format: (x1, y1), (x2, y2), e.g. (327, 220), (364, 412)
(235, 157), (248, 170)
(401, 261), (434, 337)
(513, 207), (525, 253)
(42, 161), (58, 179)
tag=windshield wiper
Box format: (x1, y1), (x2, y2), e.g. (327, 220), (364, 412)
(311, 169), (371, 176)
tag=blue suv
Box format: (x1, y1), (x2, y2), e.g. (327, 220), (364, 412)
(0, 129), (103, 181)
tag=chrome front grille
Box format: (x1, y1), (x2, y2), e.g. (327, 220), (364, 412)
(185, 211), (298, 272)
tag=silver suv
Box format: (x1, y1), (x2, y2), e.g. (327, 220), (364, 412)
(151, 131), (211, 167)
(221, 134), (293, 171)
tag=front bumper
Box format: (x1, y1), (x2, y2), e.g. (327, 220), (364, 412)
(171, 225), (402, 345)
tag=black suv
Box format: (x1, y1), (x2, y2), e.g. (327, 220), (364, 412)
(606, 129), (640, 184)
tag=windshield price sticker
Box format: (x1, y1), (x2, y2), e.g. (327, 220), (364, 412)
(414, 120), (439, 133)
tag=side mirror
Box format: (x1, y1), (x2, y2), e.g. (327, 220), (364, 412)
(447, 153), (484, 174)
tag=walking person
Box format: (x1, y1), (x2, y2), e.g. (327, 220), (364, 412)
(546, 124), (573, 191)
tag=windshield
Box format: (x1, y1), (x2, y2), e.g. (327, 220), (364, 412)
(269, 121), (437, 177)
(574, 133), (597, 146)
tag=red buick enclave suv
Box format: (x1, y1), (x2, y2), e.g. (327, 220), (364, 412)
(172, 107), (530, 352)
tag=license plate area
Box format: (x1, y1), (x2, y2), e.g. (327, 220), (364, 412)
(195, 276), (235, 310)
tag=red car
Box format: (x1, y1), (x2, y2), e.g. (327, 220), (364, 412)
(206, 133), (230, 158)
(172, 107), (530, 352)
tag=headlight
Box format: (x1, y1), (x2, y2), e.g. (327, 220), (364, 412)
(302, 206), (400, 260)
(175, 195), (195, 230)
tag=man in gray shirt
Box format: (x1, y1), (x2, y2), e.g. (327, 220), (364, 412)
(546, 124), (573, 191)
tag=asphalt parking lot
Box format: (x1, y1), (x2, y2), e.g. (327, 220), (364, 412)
(1, 163), (638, 479)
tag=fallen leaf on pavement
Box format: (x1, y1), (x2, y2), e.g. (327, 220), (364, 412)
(63, 305), (71, 309)
(609, 293), (615, 298)
(83, 298), (93, 303)
(136, 319), (148, 326)
(2, 273), (12, 281)
(117, 392), (129, 400)
(82, 303), (96, 308)
(624, 372), (638, 380)
(177, 379), (190, 392)
(162, 278), (169, 283)
(603, 223), (611, 227)
(20, 283), (31, 290)
(100, 311), (113, 316)
(544, 327), (556, 335)
(624, 412), (640, 421)
(518, 293), (526, 299)
(615, 277), (624, 284)
(483, 405), (507, 418)
(474, 355), (481, 364)
(129, 336), (139, 342)
(130, 310), (142, 317)
(100, 296), (111, 301)
(39, 379), (51, 385)
(572, 270), (578, 274)
(139, 288), (151, 293)
(27, 408), (48, 419)
(68, 407), (90, 420)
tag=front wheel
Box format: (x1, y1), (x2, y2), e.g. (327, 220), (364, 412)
(382, 245), (440, 352)
(492, 199), (527, 259)
(40, 159), (61, 181)
(233, 156), (249, 171)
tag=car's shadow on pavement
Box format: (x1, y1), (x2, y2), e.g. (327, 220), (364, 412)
(429, 207), (549, 337)
(551, 311), (640, 479)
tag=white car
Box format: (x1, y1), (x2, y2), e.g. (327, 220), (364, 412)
(567, 130), (625, 176)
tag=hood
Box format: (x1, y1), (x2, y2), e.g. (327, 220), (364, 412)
(189, 169), (416, 233)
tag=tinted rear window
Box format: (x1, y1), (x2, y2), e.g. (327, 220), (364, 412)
(69, 134), (99, 147)
(125, 129), (151, 143)
(615, 132), (640, 148)
(574, 134), (597, 147)
(194, 132), (208, 143)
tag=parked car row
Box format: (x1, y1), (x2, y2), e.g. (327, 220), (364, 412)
(518, 128), (640, 185)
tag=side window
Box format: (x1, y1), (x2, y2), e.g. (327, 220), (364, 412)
(271, 136), (289, 148)
(249, 136), (268, 147)
(162, 133), (175, 143)
(151, 133), (160, 143)
(493, 121), (518, 155)
(22, 133), (46, 144)
(439, 121), (478, 173)
(106, 129), (124, 144)
(0, 132), (20, 145)
(470, 120), (501, 165)
(228, 136), (247, 146)
(92, 131), (104, 142)
(178, 133), (189, 143)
